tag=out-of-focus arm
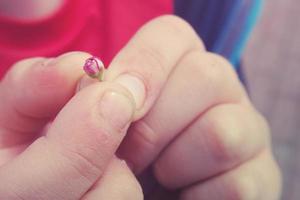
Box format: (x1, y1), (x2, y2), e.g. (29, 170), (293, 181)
(0, 0), (64, 21)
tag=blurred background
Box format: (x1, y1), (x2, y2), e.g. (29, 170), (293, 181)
(244, 0), (300, 199)
(0, 0), (298, 199)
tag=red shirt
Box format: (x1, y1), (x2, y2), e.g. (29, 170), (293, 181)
(0, 0), (172, 78)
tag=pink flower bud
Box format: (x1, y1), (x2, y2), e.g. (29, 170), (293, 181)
(83, 57), (105, 80)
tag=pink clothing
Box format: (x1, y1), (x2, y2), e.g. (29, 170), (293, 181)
(0, 0), (172, 78)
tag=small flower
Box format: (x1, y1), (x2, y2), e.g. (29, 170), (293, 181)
(83, 57), (105, 81)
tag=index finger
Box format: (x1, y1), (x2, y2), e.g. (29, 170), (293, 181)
(104, 15), (205, 119)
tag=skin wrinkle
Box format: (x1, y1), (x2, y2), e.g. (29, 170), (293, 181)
(0, 93), (46, 148)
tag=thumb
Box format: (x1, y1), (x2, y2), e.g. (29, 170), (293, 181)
(0, 82), (135, 200)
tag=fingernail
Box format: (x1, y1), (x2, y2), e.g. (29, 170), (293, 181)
(114, 74), (146, 109)
(99, 91), (134, 130)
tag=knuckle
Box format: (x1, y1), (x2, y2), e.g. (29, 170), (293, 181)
(229, 173), (260, 200)
(59, 142), (104, 183)
(122, 120), (160, 173)
(226, 151), (281, 200)
(112, 41), (167, 88)
(183, 52), (243, 102)
(147, 15), (205, 49)
(131, 120), (161, 150)
(136, 43), (167, 74)
(203, 53), (238, 84)
(154, 15), (194, 33)
(4, 57), (44, 85)
(204, 110), (246, 164)
(184, 51), (237, 84)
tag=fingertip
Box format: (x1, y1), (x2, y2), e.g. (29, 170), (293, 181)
(6, 52), (93, 118)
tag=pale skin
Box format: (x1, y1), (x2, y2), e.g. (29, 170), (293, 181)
(0, 16), (281, 199)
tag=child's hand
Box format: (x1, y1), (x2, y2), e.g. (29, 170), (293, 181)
(102, 16), (282, 199)
(0, 52), (143, 199)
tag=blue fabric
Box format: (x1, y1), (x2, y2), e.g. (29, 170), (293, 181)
(174, 0), (263, 69)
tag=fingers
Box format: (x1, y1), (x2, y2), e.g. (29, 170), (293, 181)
(118, 52), (246, 173)
(104, 15), (205, 119)
(180, 150), (282, 200)
(153, 104), (269, 189)
(0, 52), (90, 150)
(0, 82), (135, 199)
(82, 157), (143, 200)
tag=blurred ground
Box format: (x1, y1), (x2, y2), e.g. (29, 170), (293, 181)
(244, 0), (300, 199)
